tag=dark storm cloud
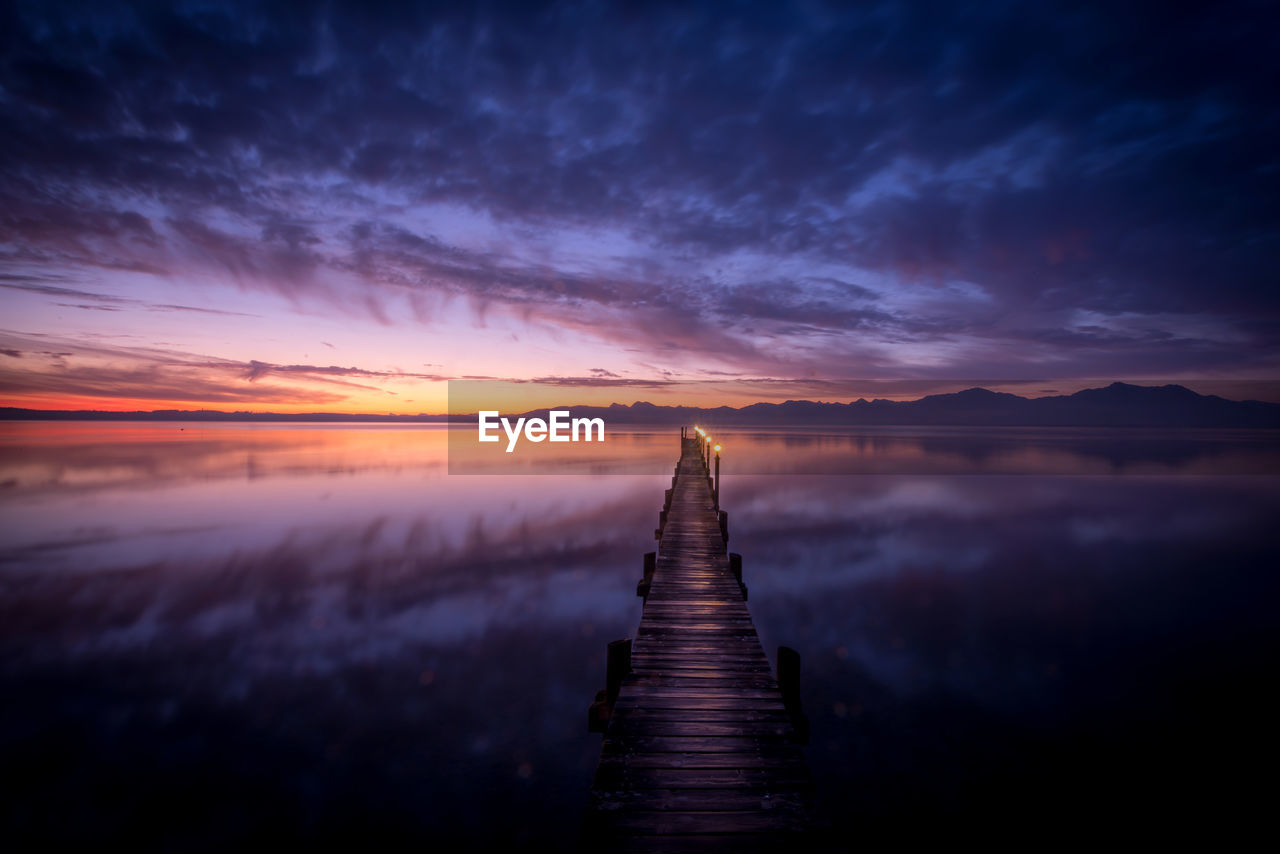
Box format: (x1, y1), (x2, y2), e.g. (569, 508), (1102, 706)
(1, 0), (1276, 375)
(719, 280), (899, 334)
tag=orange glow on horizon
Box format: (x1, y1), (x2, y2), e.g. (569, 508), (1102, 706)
(5, 378), (1278, 414)
(0, 389), (450, 415)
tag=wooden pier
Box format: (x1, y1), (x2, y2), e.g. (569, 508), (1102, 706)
(586, 429), (813, 851)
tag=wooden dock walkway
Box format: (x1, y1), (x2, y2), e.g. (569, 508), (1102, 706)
(586, 430), (813, 851)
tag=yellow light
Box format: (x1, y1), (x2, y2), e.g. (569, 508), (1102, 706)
(705, 436), (711, 444)
(714, 444), (721, 452)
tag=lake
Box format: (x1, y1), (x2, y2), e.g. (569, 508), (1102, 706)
(2, 423), (1277, 846)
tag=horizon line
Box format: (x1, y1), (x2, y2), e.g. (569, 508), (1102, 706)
(3, 381), (1279, 420)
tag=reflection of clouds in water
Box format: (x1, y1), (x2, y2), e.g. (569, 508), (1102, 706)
(0, 425), (449, 494)
(726, 473), (1280, 832)
(735, 475), (1280, 703)
(1, 449), (666, 575)
(3, 424), (1278, 840)
(2, 494), (653, 675)
(684, 427), (1280, 475)
(0, 430), (656, 844)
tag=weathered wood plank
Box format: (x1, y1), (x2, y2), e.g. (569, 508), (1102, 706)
(616, 702), (786, 716)
(610, 708), (791, 724)
(604, 721), (794, 738)
(610, 688), (787, 700)
(600, 736), (794, 756)
(595, 751), (807, 771)
(602, 834), (808, 854)
(594, 810), (809, 835)
(590, 789), (811, 811)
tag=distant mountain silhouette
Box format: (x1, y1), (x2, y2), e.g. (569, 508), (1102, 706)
(3, 383), (1278, 427)
(519, 383), (1280, 428)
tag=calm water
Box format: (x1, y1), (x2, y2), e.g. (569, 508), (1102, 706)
(2, 423), (1277, 845)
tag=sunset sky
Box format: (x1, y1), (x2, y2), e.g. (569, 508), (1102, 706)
(1, 1), (1277, 413)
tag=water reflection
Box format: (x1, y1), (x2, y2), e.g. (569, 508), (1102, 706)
(733, 473), (1280, 838)
(1, 424), (1277, 844)
(448, 423), (1280, 475)
(1, 424), (660, 846)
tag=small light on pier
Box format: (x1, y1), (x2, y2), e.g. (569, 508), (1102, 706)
(714, 444), (721, 453)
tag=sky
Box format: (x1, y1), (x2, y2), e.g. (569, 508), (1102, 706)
(1, 0), (1277, 413)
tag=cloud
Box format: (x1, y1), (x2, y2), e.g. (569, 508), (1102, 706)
(529, 375), (675, 388)
(1, 280), (257, 317)
(0, 0), (1275, 379)
(0, 358), (347, 405)
(242, 360), (448, 384)
(1, 281), (132, 305)
(0, 333), (447, 407)
(149, 304), (257, 317)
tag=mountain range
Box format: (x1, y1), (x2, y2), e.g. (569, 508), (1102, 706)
(3, 383), (1278, 427)
(524, 383), (1280, 428)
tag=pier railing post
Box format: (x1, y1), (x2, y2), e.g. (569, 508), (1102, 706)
(714, 448), (720, 509)
(636, 551), (656, 599)
(588, 637), (634, 733)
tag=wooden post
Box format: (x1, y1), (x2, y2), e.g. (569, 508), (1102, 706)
(637, 551), (656, 598)
(607, 638), (632, 705)
(719, 510), (729, 544)
(587, 688), (610, 733)
(590, 637), (634, 733)
(714, 450), (720, 509)
(730, 552), (742, 582)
